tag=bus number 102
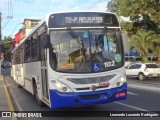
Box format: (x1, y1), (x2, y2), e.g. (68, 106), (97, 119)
(104, 61), (115, 68)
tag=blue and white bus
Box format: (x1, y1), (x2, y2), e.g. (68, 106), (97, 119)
(11, 11), (127, 109)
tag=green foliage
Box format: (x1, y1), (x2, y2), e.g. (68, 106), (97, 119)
(108, 0), (160, 32)
(120, 20), (133, 31)
(2, 36), (12, 49)
(118, 0), (160, 32)
(107, 0), (119, 13)
(119, 0), (160, 21)
(1, 36), (12, 61)
(151, 36), (160, 63)
(131, 30), (156, 62)
(107, 0), (160, 62)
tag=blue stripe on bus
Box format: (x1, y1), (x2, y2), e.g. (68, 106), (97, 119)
(49, 83), (127, 109)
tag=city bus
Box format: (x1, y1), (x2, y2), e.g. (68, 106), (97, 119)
(11, 11), (127, 109)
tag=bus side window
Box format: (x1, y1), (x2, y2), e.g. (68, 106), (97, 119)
(31, 35), (38, 60)
(39, 32), (48, 61)
(19, 44), (24, 64)
(24, 39), (31, 62)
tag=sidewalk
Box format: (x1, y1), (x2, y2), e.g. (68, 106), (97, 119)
(0, 75), (17, 120)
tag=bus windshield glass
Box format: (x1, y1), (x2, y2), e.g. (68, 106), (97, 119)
(50, 29), (123, 73)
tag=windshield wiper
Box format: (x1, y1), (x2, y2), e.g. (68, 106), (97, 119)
(67, 27), (87, 62)
(67, 27), (84, 46)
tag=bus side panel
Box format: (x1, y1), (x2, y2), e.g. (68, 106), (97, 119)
(16, 64), (24, 86)
(12, 65), (16, 81)
(23, 62), (42, 96)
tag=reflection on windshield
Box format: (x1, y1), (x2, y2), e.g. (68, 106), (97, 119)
(50, 29), (123, 73)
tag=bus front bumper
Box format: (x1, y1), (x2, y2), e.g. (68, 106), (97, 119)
(49, 83), (127, 109)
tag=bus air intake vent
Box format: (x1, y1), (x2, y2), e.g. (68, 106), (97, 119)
(67, 74), (116, 84)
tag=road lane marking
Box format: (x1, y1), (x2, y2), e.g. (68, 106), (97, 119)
(128, 82), (160, 87)
(115, 102), (149, 111)
(115, 101), (160, 114)
(5, 78), (23, 111)
(2, 76), (17, 120)
(128, 84), (160, 93)
(127, 91), (138, 96)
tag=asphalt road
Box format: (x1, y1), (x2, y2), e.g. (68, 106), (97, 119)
(1, 68), (160, 120)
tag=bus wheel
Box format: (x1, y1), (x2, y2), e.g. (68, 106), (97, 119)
(33, 83), (45, 107)
(17, 82), (21, 88)
(16, 79), (21, 88)
(138, 73), (145, 81)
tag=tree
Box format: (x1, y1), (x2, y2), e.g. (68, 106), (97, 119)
(107, 0), (160, 63)
(120, 20), (133, 32)
(1, 36), (13, 61)
(118, 0), (160, 33)
(131, 30), (156, 62)
(107, 0), (160, 33)
(151, 37), (160, 63)
(107, 0), (119, 13)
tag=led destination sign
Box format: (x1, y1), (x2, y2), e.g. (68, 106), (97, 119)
(48, 12), (119, 28)
(65, 17), (103, 24)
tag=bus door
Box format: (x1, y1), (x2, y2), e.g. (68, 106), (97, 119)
(40, 33), (49, 101)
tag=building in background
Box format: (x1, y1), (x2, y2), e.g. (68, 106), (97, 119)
(12, 18), (41, 48)
(12, 30), (21, 47)
(20, 19), (41, 40)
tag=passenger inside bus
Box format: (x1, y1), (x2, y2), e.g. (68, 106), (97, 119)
(85, 34), (103, 60)
(101, 33), (116, 60)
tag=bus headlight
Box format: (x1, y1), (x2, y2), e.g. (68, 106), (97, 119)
(51, 80), (73, 93)
(113, 74), (127, 88)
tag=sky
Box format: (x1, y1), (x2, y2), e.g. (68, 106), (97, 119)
(0, 0), (109, 39)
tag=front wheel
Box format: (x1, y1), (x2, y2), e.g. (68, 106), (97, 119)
(138, 73), (145, 81)
(33, 83), (45, 107)
(16, 82), (21, 88)
(16, 77), (22, 88)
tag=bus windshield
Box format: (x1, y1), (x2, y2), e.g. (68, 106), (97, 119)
(50, 29), (123, 73)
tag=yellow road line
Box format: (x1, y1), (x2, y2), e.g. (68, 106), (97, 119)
(2, 76), (17, 120)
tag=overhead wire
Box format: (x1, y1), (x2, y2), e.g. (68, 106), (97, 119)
(2, 0), (13, 38)
(2, 19), (11, 30)
(2, 0), (13, 30)
(87, 0), (107, 10)
(9, 22), (23, 37)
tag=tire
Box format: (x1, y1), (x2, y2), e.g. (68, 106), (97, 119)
(33, 83), (45, 107)
(138, 73), (145, 81)
(16, 78), (22, 88)
(17, 82), (21, 88)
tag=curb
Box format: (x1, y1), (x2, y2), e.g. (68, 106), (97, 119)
(1, 76), (17, 120)
(128, 84), (160, 92)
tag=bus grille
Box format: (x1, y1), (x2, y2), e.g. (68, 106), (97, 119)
(67, 74), (116, 84)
